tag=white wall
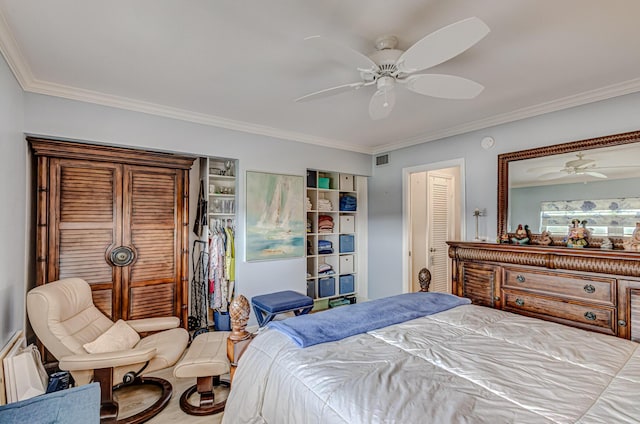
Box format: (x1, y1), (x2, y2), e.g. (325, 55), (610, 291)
(22, 92), (371, 324)
(368, 91), (640, 300)
(0, 53), (26, 348)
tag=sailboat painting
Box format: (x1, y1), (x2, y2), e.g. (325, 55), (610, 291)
(246, 171), (305, 261)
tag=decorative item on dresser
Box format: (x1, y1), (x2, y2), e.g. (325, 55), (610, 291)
(29, 137), (195, 362)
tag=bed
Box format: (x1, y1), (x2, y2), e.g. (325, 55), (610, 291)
(222, 293), (640, 423)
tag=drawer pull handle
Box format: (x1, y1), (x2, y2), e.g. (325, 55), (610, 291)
(494, 296), (501, 301)
(516, 275), (526, 283)
(515, 298), (525, 306)
(583, 284), (596, 294)
(618, 320), (627, 327)
(584, 311), (597, 321)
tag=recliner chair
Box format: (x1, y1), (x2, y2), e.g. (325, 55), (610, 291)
(27, 278), (189, 423)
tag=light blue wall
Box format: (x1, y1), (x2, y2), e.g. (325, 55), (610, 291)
(4, 53), (640, 332)
(22, 92), (371, 324)
(510, 177), (640, 232)
(367, 91), (640, 300)
(0, 54), (26, 349)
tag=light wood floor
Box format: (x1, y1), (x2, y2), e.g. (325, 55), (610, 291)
(114, 365), (225, 424)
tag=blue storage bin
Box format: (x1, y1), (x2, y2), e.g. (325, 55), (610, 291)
(214, 311), (231, 331)
(339, 194), (357, 211)
(339, 274), (355, 294)
(318, 277), (335, 298)
(339, 234), (355, 253)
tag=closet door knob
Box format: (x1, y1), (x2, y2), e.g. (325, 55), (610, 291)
(109, 246), (136, 267)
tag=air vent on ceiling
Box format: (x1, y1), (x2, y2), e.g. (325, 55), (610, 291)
(375, 154), (389, 166)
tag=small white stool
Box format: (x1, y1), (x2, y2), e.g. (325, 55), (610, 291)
(173, 331), (230, 415)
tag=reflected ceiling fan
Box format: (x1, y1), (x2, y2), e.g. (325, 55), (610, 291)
(294, 17), (490, 120)
(535, 153), (609, 180)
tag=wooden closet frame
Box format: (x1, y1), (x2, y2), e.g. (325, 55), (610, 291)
(29, 137), (195, 326)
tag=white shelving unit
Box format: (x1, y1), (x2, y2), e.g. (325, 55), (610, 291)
(201, 157), (237, 227)
(306, 169), (361, 310)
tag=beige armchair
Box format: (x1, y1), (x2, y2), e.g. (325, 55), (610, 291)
(27, 278), (189, 423)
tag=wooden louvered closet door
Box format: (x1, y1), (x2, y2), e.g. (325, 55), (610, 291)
(123, 165), (182, 319)
(31, 138), (194, 329)
(49, 158), (122, 318)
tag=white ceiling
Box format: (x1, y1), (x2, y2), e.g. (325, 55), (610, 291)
(1, 1), (640, 154)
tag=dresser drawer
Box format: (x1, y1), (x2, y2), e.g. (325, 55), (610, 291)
(503, 268), (615, 306)
(503, 290), (616, 335)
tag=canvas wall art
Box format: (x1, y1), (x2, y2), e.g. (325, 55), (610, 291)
(245, 171), (305, 261)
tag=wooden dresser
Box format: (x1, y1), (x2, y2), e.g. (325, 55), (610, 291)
(448, 241), (640, 341)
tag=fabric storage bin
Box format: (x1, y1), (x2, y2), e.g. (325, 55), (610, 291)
(339, 215), (355, 233)
(306, 280), (316, 298)
(339, 234), (355, 253)
(339, 194), (357, 211)
(307, 170), (317, 188)
(312, 298), (328, 311)
(214, 311), (231, 331)
(339, 174), (354, 191)
(318, 177), (330, 189)
(318, 277), (335, 298)
(339, 274), (355, 294)
(339, 255), (354, 274)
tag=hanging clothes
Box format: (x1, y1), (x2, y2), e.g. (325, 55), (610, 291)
(209, 223), (226, 310)
(207, 219), (235, 313)
(225, 225), (235, 282)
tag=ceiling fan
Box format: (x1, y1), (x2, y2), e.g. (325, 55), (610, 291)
(535, 153), (609, 180)
(294, 17), (490, 120)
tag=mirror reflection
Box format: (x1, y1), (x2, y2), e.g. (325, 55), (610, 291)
(508, 143), (640, 237)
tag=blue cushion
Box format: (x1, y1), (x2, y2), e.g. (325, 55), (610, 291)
(0, 383), (100, 424)
(252, 290), (313, 313)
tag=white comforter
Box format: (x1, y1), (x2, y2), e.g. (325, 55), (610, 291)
(223, 305), (640, 423)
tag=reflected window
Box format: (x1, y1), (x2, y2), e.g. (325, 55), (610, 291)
(539, 198), (640, 236)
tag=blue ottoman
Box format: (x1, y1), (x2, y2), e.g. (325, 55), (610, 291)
(252, 290), (314, 327)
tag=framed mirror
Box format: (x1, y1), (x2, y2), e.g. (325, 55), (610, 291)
(497, 130), (640, 247)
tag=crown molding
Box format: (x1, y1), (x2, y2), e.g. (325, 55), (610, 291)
(24, 78), (372, 154)
(0, 7), (34, 88)
(2, 6), (639, 157)
(373, 77), (640, 155)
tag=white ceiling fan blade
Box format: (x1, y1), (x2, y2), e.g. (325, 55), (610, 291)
(304, 35), (378, 73)
(396, 17), (490, 73)
(583, 171), (608, 179)
(369, 87), (396, 120)
(537, 172), (567, 181)
(295, 82), (365, 102)
(526, 165), (563, 173)
(405, 74), (484, 99)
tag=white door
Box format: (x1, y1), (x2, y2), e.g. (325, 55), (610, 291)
(427, 173), (454, 293)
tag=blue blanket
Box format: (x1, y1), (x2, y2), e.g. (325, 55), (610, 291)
(268, 292), (471, 348)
